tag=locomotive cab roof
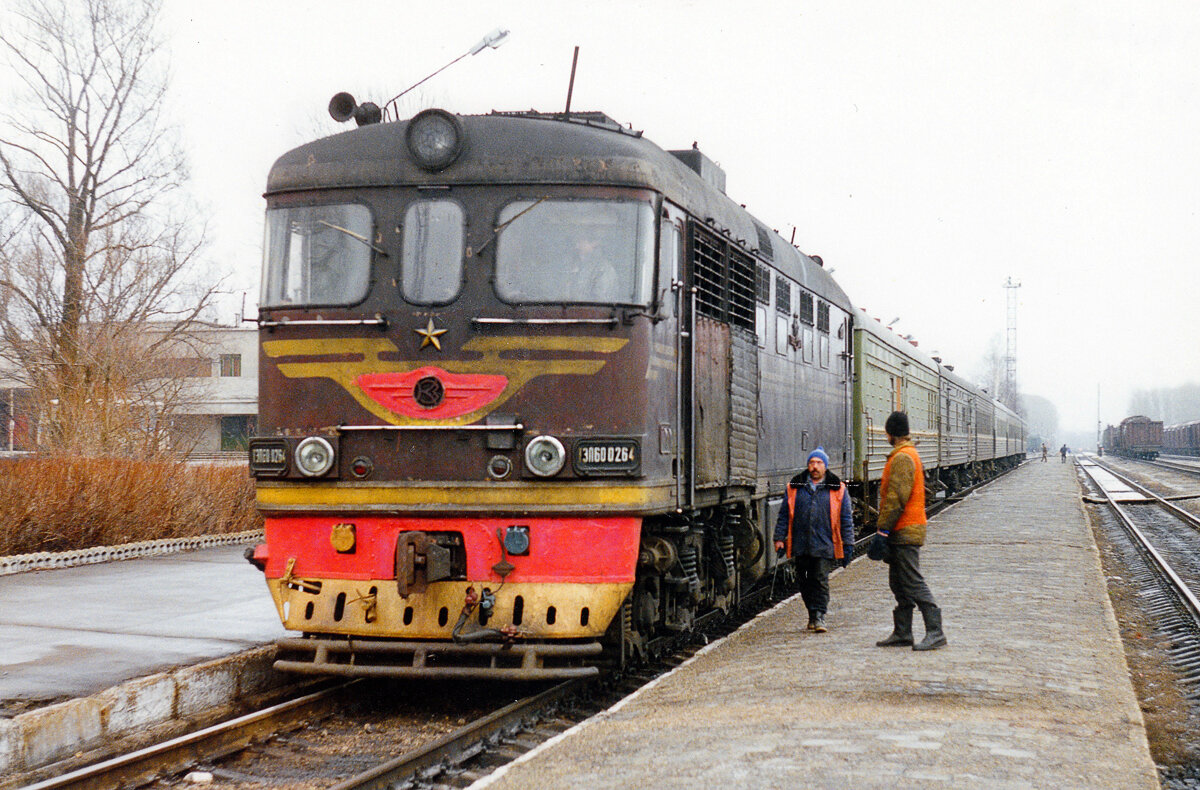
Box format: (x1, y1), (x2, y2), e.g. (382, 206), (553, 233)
(266, 107), (851, 312)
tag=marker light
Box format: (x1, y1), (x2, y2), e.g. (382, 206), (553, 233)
(503, 525), (531, 556)
(295, 436), (335, 477)
(524, 435), (566, 477)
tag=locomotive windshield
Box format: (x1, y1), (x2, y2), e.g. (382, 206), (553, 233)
(495, 199), (654, 305)
(401, 199), (465, 304)
(261, 203), (373, 307)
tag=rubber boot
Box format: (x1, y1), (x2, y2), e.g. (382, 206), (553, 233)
(913, 605), (947, 651)
(875, 607), (914, 647)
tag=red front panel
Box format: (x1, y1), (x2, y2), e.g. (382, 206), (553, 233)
(262, 516), (641, 584)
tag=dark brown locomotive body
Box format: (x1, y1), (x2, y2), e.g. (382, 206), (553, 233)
(247, 110), (855, 678)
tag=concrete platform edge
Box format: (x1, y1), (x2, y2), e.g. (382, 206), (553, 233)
(1070, 467), (1155, 742)
(0, 644), (282, 776)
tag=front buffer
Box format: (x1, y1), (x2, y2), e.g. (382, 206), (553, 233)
(250, 515), (640, 680)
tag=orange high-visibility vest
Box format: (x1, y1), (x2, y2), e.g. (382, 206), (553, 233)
(880, 444), (926, 530)
(785, 482), (847, 559)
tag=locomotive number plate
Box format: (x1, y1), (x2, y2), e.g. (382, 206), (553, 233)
(573, 438), (641, 476)
(249, 439), (289, 476)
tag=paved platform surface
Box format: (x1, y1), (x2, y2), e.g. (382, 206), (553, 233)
(0, 543), (285, 703)
(477, 459), (1159, 789)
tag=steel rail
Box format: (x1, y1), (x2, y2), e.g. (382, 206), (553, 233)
(17, 682), (351, 790)
(1149, 456), (1200, 477)
(328, 678), (586, 790)
(1088, 457), (1200, 531)
(1078, 459), (1200, 623)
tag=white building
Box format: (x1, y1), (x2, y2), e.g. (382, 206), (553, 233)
(0, 323), (259, 457)
(175, 324), (258, 455)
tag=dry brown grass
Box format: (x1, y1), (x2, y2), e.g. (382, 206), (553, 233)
(0, 457), (262, 555)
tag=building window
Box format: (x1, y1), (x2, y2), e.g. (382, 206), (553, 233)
(220, 415), (256, 451)
(219, 354), (242, 377)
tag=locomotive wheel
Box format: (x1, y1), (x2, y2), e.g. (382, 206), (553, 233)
(735, 529), (764, 569)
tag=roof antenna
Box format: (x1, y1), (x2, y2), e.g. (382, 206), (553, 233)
(564, 46), (580, 114)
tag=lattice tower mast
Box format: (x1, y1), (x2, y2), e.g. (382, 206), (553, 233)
(1004, 277), (1021, 407)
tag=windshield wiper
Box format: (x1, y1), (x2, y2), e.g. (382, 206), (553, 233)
(472, 197), (548, 257)
(317, 220), (389, 257)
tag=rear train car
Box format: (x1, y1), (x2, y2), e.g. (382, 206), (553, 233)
(1164, 420), (1200, 456)
(1105, 415), (1162, 460)
(849, 314), (1023, 515)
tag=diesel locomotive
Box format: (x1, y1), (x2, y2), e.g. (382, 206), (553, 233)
(246, 99), (1025, 680)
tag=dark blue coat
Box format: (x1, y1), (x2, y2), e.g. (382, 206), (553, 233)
(773, 470), (854, 559)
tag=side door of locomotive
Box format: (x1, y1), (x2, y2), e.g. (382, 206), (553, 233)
(659, 201), (689, 508)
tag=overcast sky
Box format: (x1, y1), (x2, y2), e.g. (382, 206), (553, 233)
(153, 0), (1199, 434)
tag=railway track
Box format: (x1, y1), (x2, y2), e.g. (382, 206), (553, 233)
(1151, 455), (1200, 477)
(1078, 457), (1200, 691)
(15, 593), (776, 789)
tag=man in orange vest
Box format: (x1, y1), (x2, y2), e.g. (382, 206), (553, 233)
(867, 411), (947, 650)
(773, 447), (854, 633)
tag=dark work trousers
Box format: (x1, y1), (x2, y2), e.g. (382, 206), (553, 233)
(797, 556), (833, 617)
(886, 545), (938, 613)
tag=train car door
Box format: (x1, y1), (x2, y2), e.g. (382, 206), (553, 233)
(661, 202), (689, 508)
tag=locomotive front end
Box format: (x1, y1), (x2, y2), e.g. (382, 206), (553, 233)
(246, 110), (679, 679)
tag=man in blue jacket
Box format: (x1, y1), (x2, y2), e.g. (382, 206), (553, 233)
(773, 447), (855, 632)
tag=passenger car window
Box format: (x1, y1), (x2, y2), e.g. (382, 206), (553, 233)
(261, 203), (372, 307)
(402, 200), (464, 304)
(496, 199), (654, 305)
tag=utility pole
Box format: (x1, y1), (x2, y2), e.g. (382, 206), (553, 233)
(1004, 277), (1021, 408)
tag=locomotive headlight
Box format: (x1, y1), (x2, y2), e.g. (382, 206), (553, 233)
(524, 435), (566, 477)
(295, 436), (335, 477)
(405, 109), (464, 171)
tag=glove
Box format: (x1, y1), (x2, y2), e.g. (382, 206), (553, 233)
(867, 532), (890, 561)
(841, 555), (853, 569)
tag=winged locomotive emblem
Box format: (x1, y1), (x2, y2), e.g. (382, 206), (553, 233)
(261, 335), (629, 426)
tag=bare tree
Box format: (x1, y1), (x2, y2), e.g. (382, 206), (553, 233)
(0, 0), (219, 455)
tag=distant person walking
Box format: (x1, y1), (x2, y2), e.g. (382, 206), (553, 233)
(1060, 444), (1068, 463)
(868, 412), (947, 651)
(1041, 442), (1048, 462)
(773, 447), (854, 633)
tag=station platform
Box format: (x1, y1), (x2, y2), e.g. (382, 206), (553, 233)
(476, 459), (1160, 789)
(0, 543), (284, 705)
(0, 541), (286, 777)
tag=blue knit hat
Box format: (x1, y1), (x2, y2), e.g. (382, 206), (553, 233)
(807, 447), (829, 466)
